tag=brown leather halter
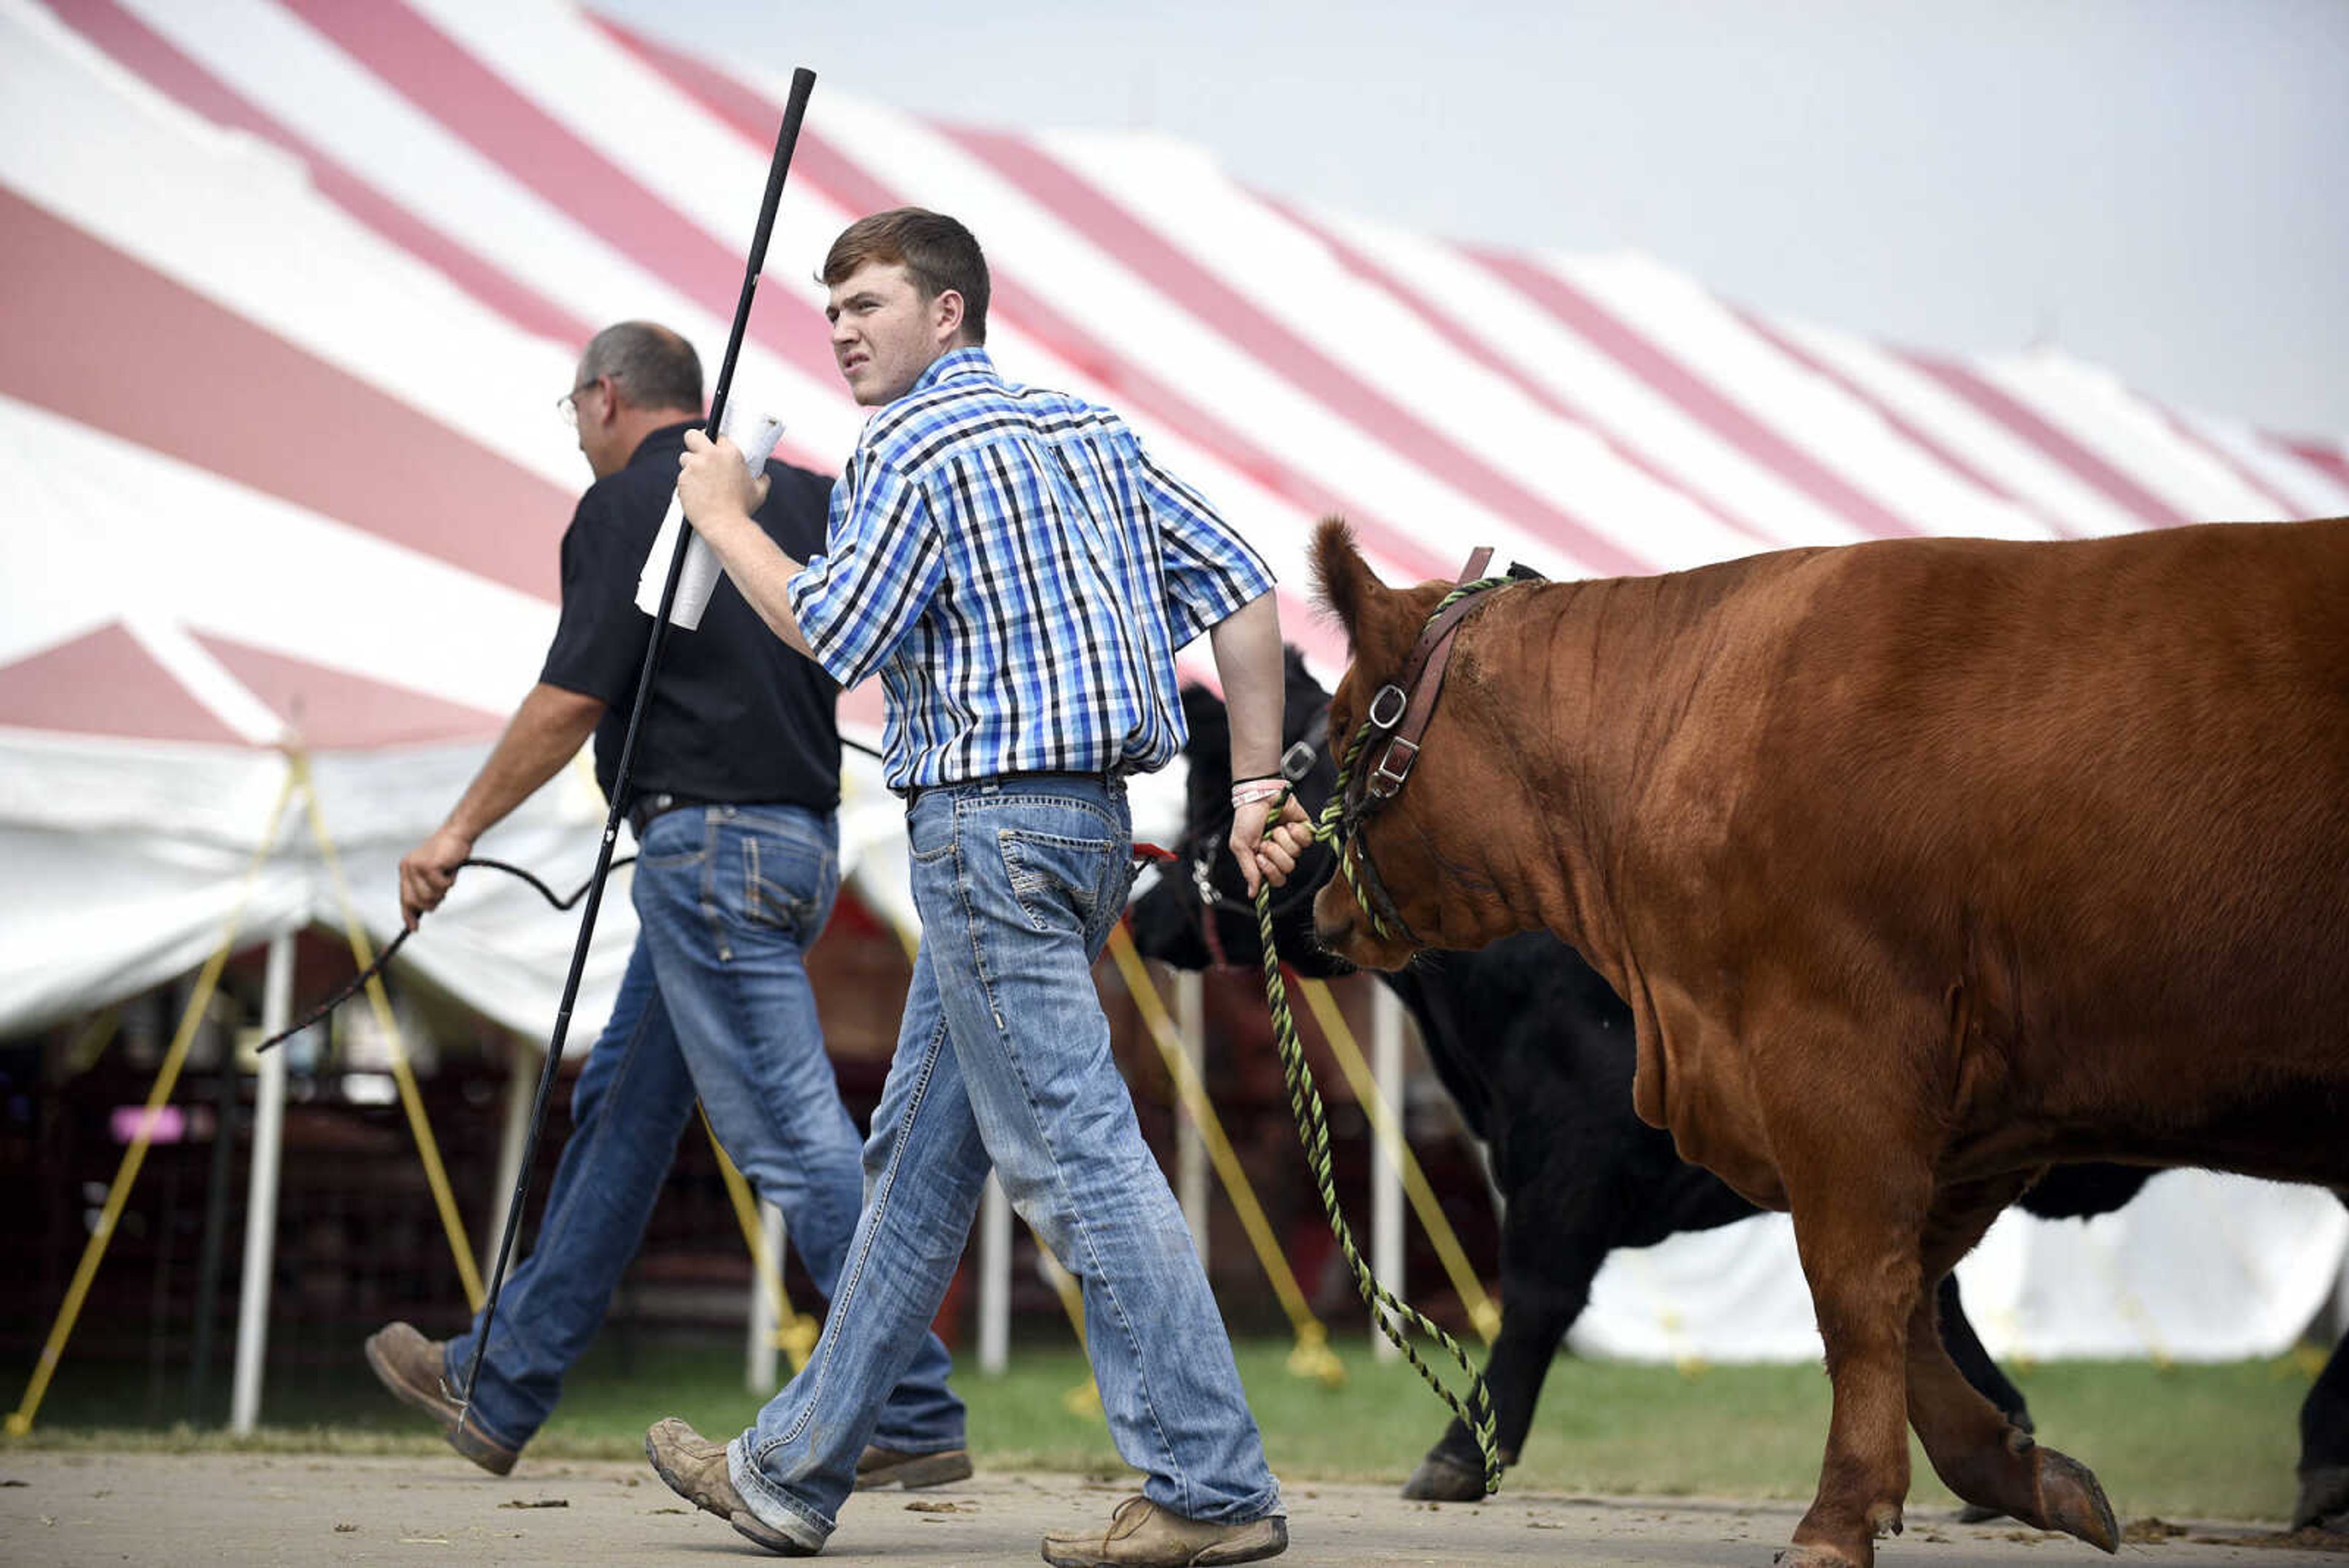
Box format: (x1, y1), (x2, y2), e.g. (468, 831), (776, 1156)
(1331, 547), (1513, 944)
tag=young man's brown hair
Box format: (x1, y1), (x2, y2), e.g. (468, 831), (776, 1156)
(820, 207), (990, 346)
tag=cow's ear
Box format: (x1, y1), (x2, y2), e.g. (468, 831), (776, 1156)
(1311, 517), (1381, 645)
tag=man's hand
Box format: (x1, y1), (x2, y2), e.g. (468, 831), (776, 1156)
(1230, 794), (1314, 896)
(398, 825), (474, 932)
(677, 429), (768, 537)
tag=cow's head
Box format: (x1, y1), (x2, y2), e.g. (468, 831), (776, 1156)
(1310, 519), (1529, 970)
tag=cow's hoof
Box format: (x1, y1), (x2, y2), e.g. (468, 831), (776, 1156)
(1772, 1544), (1865, 1568)
(2293, 1465), (2349, 1533)
(2031, 1446), (2120, 1554)
(1400, 1451), (1486, 1502)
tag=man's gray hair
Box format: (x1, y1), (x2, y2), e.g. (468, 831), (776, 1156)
(577, 321), (703, 415)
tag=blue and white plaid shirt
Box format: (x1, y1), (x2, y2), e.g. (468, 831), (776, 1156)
(788, 348), (1276, 793)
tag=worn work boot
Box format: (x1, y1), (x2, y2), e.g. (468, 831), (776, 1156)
(362, 1322), (518, 1476)
(853, 1444), (974, 1490)
(644, 1416), (822, 1557)
(1041, 1494), (1288, 1567)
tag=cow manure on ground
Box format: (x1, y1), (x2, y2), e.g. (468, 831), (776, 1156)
(2189, 1525), (2349, 1551)
(905, 1499), (975, 1513)
(499, 1497), (569, 1509)
(2121, 1517), (2187, 1542)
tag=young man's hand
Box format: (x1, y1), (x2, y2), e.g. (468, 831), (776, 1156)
(1230, 794), (1313, 896)
(677, 429), (769, 534)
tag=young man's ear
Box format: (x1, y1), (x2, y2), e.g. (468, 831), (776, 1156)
(932, 288), (967, 345)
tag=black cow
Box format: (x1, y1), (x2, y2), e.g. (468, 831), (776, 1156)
(1126, 648), (2349, 1526)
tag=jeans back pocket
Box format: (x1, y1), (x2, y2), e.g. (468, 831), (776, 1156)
(997, 827), (1118, 938)
(741, 827), (834, 942)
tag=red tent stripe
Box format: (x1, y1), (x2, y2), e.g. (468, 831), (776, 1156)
(2281, 438), (2349, 494)
(1271, 196), (1775, 551)
(944, 126), (1652, 577)
(1727, 307), (2077, 533)
(1896, 352), (2194, 528)
(0, 187), (568, 598)
(194, 631), (503, 748)
(284, 0), (840, 392)
(1471, 248), (1927, 540)
(590, 17), (1460, 590)
(0, 623), (245, 746)
(2142, 405), (2309, 520)
(49, 0), (591, 348)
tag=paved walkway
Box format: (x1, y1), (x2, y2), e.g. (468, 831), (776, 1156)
(2, 1452), (2343, 1565)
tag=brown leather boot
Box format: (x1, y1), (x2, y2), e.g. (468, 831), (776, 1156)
(1041, 1494), (1287, 1567)
(853, 1444), (974, 1490)
(362, 1323), (518, 1476)
(643, 1416), (822, 1556)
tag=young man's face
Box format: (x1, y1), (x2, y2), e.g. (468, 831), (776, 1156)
(825, 259), (959, 407)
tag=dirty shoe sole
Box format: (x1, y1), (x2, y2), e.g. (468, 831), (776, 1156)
(640, 1430), (818, 1558)
(1041, 1516), (1287, 1568)
(362, 1330), (515, 1476)
(855, 1449), (974, 1490)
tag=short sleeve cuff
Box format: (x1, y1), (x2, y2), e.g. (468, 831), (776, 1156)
(1170, 559), (1276, 648)
(786, 560), (869, 689)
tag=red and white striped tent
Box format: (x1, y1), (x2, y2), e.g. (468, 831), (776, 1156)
(4, 0), (2343, 1362)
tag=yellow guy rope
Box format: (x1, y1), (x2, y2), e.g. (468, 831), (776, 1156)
(1102, 923), (1345, 1387)
(289, 750), (482, 1307)
(701, 1107), (819, 1370)
(1292, 978), (1500, 1344)
(8, 766), (300, 1436)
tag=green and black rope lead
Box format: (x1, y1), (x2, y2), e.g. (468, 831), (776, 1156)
(1249, 791), (1501, 1496)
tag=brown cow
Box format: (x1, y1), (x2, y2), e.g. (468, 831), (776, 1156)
(1302, 515), (2349, 1567)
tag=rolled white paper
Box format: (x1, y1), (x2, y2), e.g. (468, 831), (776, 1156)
(635, 411), (787, 630)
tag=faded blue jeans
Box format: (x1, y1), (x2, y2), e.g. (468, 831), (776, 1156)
(728, 776), (1282, 1543)
(443, 803), (963, 1455)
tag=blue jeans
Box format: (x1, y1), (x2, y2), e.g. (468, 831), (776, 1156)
(444, 803), (963, 1455)
(727, 777), (1280, 1542)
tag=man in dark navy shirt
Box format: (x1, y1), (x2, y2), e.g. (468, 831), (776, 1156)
(366, 321), (967, 1488)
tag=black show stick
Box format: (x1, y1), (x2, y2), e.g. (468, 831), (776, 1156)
(456, 67), (817, 1420)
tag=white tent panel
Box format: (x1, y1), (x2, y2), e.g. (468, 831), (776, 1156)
(1575, 1172), (2347, 1364)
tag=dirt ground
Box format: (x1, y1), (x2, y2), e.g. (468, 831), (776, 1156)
(2, 1452), (2343, 1566)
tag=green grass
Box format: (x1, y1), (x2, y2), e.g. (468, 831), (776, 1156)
(10, 1336), (2322, 1523)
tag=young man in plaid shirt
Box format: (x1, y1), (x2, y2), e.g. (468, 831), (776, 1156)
(648, 209), (1310, 1566)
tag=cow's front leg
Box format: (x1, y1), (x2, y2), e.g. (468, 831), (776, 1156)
(1902, 1180), (2118, 1553)
(1770, 1114), (1932, 1566)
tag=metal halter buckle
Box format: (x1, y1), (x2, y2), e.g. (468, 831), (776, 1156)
(1365, 735), (1419, 799)
(1366, 683), (1408, 730)
(1280, 740), (1317, 781)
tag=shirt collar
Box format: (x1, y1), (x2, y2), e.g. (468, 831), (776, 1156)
(625, 419), (703, 470)
(910, 346), (997, 396)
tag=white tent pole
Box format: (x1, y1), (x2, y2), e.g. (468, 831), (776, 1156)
(978, 1173), (1010, 1375)
(480, 1040), (533, 1285)
(229, 931), (293, 1433)
(1370, 986), (1405, 1362)
(1174, 970), (1209, 1266)
(746, 1199), (784, 1392)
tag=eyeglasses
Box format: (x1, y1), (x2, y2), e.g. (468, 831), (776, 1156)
(557, 375), (604, 428)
